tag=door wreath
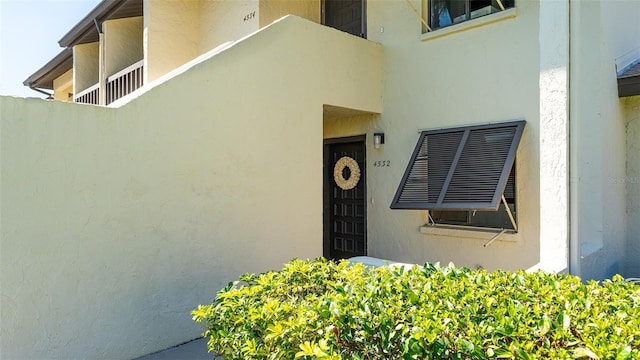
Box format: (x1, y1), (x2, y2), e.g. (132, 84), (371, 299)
(333, 156), (361, 190)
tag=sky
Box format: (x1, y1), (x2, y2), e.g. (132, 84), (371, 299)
(0, 0), (100, 99)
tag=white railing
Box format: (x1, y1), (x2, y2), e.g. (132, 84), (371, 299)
(106, 60), (144, 105)
(74, 83), (100, 105)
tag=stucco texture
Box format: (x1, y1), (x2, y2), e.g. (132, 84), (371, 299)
(624, 96), (640, 277)
(104, 17), (144, 78)
(0, 16), (381, 359)
(571, 0), (638, 280)
(53, 69), (73, 101)
(74, 42), (100, 94)
(144, 0), (199, 83)
(259, 0), (320, 28)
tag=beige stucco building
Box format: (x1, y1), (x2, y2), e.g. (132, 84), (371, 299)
(2, 0), (639, 358)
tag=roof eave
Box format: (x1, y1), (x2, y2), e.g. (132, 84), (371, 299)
(23, 48), (74, 90)
(58, 0), (125, 47)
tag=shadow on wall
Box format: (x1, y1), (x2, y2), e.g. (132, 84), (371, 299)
(625, 102), (640, 278)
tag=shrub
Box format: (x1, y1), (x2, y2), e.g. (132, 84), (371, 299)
(192, 258), (640, 359)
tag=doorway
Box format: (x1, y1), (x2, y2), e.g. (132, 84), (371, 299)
(324, 136), (367, 260)
(323, 0), (366, 38)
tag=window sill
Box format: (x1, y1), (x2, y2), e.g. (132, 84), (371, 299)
(419, 224), (518, 243)
(420, 8), (517, 42)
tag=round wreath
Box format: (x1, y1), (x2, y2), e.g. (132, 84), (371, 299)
(333, 156), (361, 190)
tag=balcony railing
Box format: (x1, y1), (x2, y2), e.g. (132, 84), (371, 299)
(74, 83), (99, 105)
(73, 60), (144, 106)
(106, 60), (144, 105)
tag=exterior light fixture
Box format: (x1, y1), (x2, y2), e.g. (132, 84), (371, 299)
(373, 132), (385, 149)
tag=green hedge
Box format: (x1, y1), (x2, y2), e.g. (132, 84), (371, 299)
(192, 258), (639, 359)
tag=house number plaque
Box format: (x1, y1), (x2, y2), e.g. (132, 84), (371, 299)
(243, 11), (256, 22)
(373, 160), (390, 167)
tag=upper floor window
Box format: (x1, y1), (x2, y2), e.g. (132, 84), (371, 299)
(428, 0), (515, 30)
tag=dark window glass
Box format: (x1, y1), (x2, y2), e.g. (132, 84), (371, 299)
(430, 0), (515, 30)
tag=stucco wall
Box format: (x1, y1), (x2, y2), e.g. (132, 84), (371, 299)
(197, 0), (320, 55)
(53, 68), (73, 101)
(104, 17), (144, 78)
(73, 42), (99, 93)
(144, 0), (199, 83)
(323, 0), (545, 271)
(199, 0), (259, 54)
(259, 0), (321, 28)
(624, 96), (640, 277)
(0, 16), (381, 359)
(322, 0), (635, 279)
(572, 0), (639, 280)
(537, 0), (570, 274)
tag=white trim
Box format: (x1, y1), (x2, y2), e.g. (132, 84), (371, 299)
(74, 82), (99, 100)
(420, 8), (516, 42)
(107, 59), (144, 83)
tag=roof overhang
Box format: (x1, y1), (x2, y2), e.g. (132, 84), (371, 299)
(618, 61), (640, 97)
(23, 0), (143, 91)
(58, 0), (143, 47)
(23, 48), (73, 90)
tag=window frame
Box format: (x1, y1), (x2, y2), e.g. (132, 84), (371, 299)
(421, 0), (515, 34)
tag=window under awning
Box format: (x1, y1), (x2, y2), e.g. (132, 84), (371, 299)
(618, 61), (640, 97)
(391, 120), (525, 211)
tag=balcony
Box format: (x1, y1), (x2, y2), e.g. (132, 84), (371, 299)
(74, 60), (144, 105)
(106, 60), (144, 104)
(74, 83), (99, 105)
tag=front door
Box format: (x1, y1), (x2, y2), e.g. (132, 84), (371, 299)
(324, 0), (366, 38)
(324, 137), (367, 260)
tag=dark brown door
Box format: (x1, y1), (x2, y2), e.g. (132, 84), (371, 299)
(324, 137), (366, 260)
(324, 0), (366, 38)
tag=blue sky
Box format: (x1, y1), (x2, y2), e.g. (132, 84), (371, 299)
(0, 0), (100, 98)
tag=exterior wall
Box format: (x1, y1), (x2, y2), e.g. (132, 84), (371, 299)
(199, 0), (259, 54)
(53, 69), (73, 101)
(538, 0), (570, 274)
(259, 0), (321, 28)
(144, 0), (199, 83)
(104, 17), (144, 78)
(623, 96), (640, 277)
(572, 0), (639, 280)
(323, 0), (548, 272)
(73, 42), (99, 93)
(0, 16), (381, 359)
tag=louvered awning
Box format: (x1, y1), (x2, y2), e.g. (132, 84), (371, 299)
(618, 61), (640, 97)
(391, 120), (525, 211)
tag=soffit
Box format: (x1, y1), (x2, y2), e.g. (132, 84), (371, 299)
(618, 61), (640, 97)
(23, 48), (73, 90)
(58, 0), (143, 47)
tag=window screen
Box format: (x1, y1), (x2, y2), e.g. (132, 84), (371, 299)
(390, 120), (525, 211)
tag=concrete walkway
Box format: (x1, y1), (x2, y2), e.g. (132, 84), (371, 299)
(134, 338), (221, 360)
